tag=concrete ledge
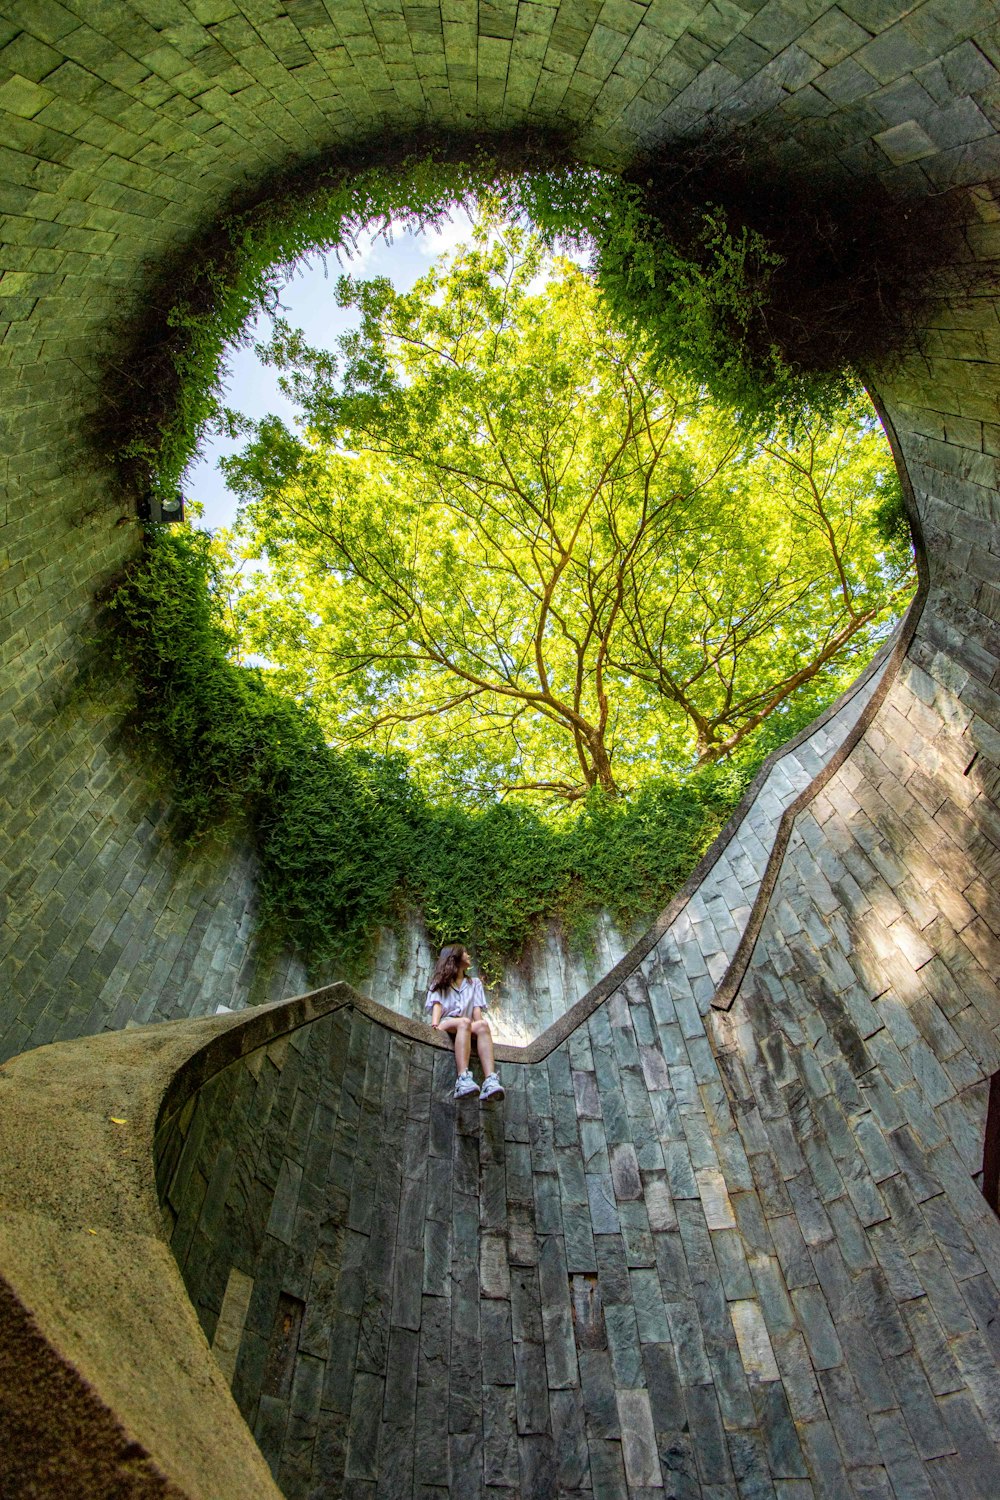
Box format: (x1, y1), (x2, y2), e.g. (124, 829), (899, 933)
(0, 986), (361, 1499)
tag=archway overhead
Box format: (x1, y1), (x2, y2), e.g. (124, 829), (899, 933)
(3, 3), (1000, 1497)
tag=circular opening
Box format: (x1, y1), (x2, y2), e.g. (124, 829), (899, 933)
(100, 149), (923, 1030)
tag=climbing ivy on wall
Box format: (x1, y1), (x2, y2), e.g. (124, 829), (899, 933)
(517, 155), (968, 434)
(102, 528), (756, 978)
(109, 132), (962, 499)
(118, 146), (517, 503)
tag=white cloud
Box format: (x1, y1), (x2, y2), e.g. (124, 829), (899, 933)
(407, 208), (475, 258)
(326, 225), (383, 274)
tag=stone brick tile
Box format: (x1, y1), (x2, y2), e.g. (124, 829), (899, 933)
(585, 1435), (628, 1499)
(479, 1295), (514, 1389)
(934, 1391), (1000, 1499)
(866, 1219), (926, 1303)
(684, 1383), (734, 1486)
(577, 1340), (620, 1443)
(550, 1385), (590, 1492)
(886, 1348), (958, 1461)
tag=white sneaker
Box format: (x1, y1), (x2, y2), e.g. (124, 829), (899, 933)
(454, 1070), (478, 1099)
(479, 1072), (504, 1104)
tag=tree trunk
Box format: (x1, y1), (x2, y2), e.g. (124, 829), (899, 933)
(586, 737), (619, 797)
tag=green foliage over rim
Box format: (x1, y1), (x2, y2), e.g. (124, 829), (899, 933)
(101, 529), (759, 979)
(97, 139), (933, 978)
(105, 132), (961, 503)
(118, 147), (521, 503)
(516, 158), (968, 434)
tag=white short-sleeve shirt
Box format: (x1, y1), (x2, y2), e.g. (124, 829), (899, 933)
(425, 975), (487, 1020)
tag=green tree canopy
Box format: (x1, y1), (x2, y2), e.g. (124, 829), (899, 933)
(219, 220), (914, 807)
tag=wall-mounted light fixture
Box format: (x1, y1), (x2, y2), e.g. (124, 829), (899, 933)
(140, 491), (185, 524)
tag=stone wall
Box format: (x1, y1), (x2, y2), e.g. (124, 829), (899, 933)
(0, 628), (892, 1063)
(159, 992), (823, 1497)
(158, 794), (1000, 1498)
(5, 2), (1000, 1497)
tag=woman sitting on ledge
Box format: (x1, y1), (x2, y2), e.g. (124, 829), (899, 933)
(426, 943), (504, 1103)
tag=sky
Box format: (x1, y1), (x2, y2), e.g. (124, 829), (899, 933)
(185, 208), (476, 531)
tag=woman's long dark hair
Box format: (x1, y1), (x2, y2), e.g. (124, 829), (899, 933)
(429, 942), (467, 994)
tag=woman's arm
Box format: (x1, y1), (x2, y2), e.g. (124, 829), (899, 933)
(472, 1005), (483, 1021)
(430, 1000), (443, 1029)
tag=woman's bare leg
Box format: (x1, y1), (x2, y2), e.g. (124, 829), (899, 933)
(455, 1020), (472, 1073)
(439, 1016), (472, 1073)
(472, 1020), (495, 1076)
